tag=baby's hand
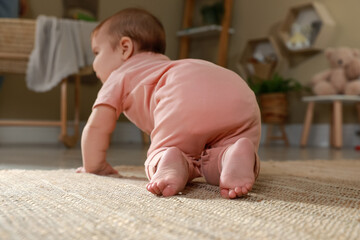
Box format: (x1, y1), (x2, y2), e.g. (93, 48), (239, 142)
(76, 162), (118, 176)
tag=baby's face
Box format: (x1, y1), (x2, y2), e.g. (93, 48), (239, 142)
(91, 29), (124, 83)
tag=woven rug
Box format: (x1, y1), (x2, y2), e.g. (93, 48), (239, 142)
(0, 160), (359, 240)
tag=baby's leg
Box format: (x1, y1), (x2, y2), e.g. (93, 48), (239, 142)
(146, 147), (190, 197)
(219, 138), (257, 199)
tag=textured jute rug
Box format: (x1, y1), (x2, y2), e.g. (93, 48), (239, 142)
(0, 160), (359, 240)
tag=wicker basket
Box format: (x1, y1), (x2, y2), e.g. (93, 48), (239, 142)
(0, 18), (36, 74)
(259, 93), (288, 124)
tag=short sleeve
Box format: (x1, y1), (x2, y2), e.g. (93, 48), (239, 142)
(93, 74), (124, 118)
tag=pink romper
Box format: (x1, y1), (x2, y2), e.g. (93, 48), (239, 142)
(93, 52), (261, 185)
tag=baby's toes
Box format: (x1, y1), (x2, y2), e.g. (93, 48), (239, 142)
(228, 189), (237, 199)
(220, 188), (230, 199)
(147, 182), (161, 195)
(246, 183), (253, 193)
(221, 188), (238, 199)
(234, 183), (252, 196)
(146, 183), (155, 194)
(234, 186), (247, 196)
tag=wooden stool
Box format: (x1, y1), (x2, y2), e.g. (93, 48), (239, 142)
(300, 95), (360, 148)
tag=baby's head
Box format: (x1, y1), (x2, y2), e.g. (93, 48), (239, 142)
(91, 8), (166, 82)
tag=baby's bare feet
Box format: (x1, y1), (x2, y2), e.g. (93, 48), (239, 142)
(146, 147), (189, 197)
(219, 138), (256, 199)
(76, 162), (118, 175)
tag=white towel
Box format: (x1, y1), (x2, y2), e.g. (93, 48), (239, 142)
(26, 15), (98, 92)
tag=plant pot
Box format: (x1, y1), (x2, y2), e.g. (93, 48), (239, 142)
(259, 93), (288, 124)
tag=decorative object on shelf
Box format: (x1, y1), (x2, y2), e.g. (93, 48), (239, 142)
(62, 0), (98, 21)
(279, 1), (335, 53)
(309, 21), (322, 44)
(66, 8), (97, 21)
(311, 47), (360, 96)
(200, 1), (224, 25)
(285, 21), (323, 51)
(286, 23), (310, 50)
(239, 37), (286, 80)
(246, 55), (277, 81)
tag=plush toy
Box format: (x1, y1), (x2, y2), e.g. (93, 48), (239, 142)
(345, 49), (360, 80)
(344, 52), (360, 95)
(311, 47), (360, 95)
(344, 78), (360, 95)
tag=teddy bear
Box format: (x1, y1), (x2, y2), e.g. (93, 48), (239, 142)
(344, 52), (360, 95)
(311, 47), (360, 95)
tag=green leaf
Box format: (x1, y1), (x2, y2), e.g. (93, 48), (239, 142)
(246, 73), (308, 96)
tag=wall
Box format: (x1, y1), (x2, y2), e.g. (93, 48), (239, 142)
(0, 0), (359, 126)
(229, 0), (360, 124)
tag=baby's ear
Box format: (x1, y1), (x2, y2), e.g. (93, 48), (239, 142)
(119, 36), (134, 60)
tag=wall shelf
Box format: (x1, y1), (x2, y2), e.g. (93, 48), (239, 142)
(177, 24), (234, 37)
(238, 36), (286, 80)
(278, 1), (336, 53)
(178, 0), (233, 67)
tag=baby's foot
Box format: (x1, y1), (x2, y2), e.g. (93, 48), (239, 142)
(146, 147), (189, 197)
(219, 139), (256, 199)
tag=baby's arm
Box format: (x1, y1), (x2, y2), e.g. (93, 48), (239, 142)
(77, 105), (118, 175)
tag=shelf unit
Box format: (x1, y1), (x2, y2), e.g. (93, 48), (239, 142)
(278, 1), (336, 53)
(239, 36), (286, 80)
(177, 24), (234, 37)
(178, 0), (234, 67)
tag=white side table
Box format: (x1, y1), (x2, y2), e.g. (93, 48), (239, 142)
(300, 95), (360, 148)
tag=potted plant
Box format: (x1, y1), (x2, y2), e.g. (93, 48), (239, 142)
(247, 73), (306, 124)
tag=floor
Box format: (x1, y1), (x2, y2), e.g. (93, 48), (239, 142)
(0, 143), (359, 170)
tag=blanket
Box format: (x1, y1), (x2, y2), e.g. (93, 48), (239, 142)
(26, 15), (97, 92)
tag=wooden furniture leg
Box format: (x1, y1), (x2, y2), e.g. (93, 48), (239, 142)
(300, 102), (314, 147)
(280, 124), (290, 146)
(0, 76), (81, 148)
(59, 75), (81, 148)
(60, 78), (68, 141)
(330, 107), (335, 147)
(332, 100), (342, 148)
(218, 0), (233, 66)
(178, 0), (194, 59)
(356, 102), (360, 122)
(265, 124), (273, 146)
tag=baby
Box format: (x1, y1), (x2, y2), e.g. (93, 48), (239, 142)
(77, 8), (261, 199)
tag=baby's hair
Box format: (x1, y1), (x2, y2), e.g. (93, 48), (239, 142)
(93, 8), (166, 54)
